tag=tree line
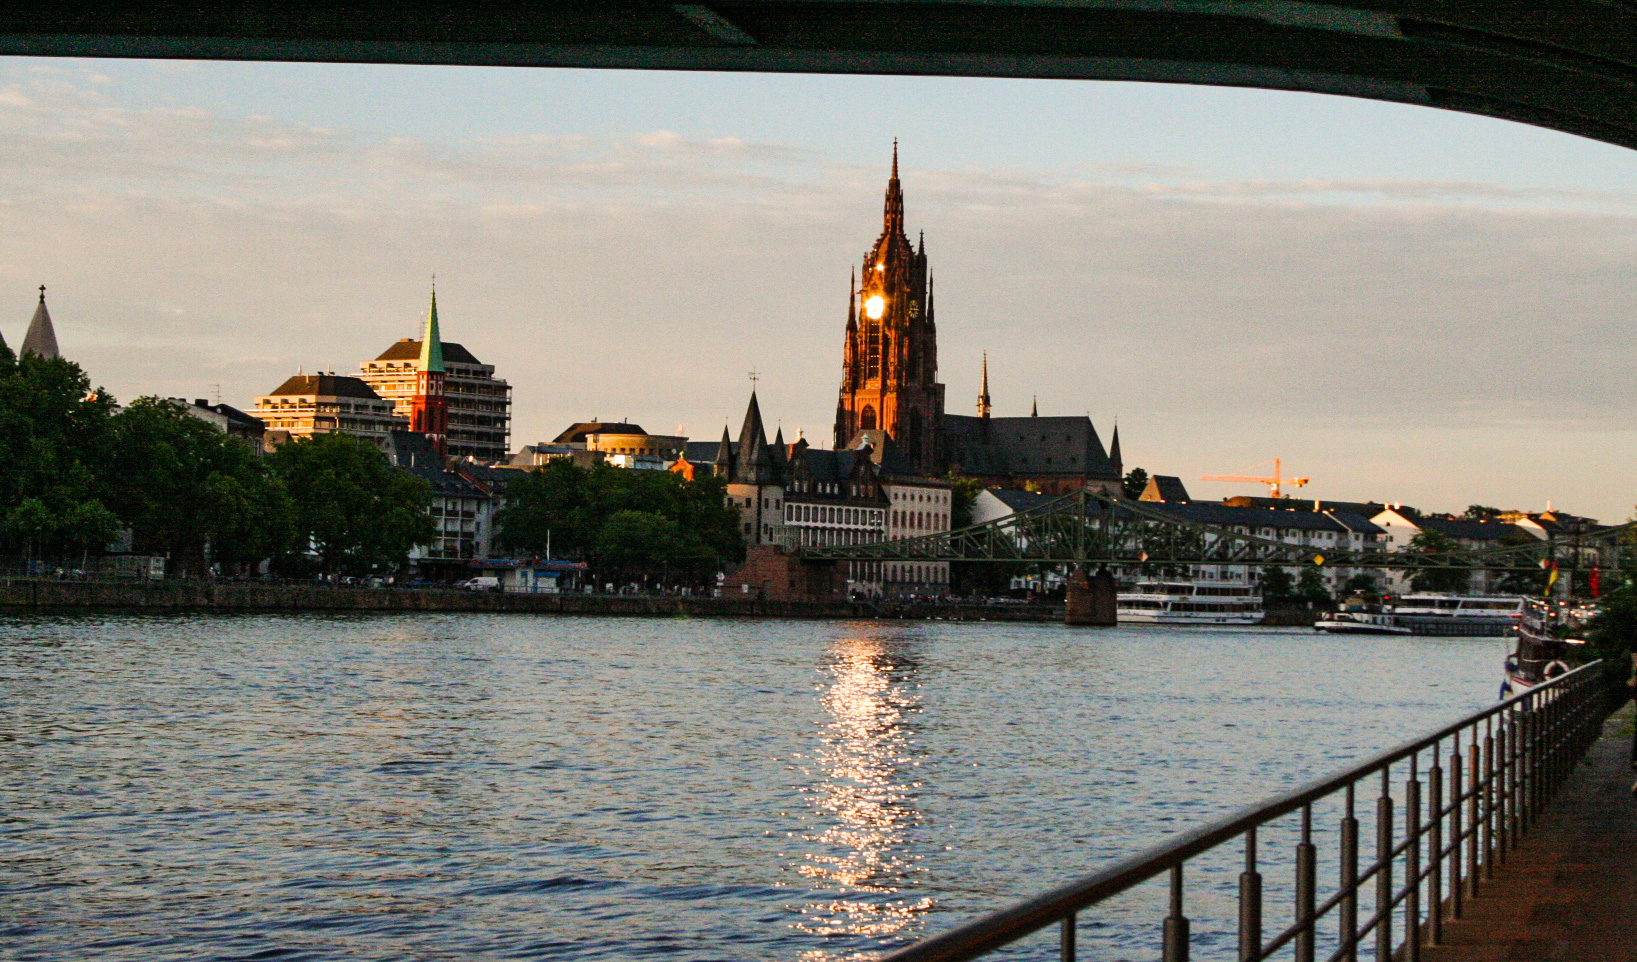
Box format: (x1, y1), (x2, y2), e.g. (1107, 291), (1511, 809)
(0, 349), (431, 577)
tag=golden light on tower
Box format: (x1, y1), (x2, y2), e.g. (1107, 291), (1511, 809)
(864, 295), (885, 319)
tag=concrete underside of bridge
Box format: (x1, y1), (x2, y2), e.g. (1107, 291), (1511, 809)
(2, 3), (1637, 151)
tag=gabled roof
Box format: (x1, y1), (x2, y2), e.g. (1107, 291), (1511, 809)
(266, 373), (384, 400)
(1414, 515), (1530, 543)
(1140, 475), (1191, 503)
(981, 488), (1061, 513)
(374, 338), (482, 365)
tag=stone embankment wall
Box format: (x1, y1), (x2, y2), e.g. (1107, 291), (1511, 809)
(0, 579), (1060, 622)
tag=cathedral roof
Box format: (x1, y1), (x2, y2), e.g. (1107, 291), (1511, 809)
(942, 414), (1122, 481)
(21, 287), (59, 360)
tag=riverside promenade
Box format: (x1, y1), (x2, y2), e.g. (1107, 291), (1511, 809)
(1426, 708), (1637, 962)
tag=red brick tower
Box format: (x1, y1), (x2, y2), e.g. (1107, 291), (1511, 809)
(409, 285), (449, 456)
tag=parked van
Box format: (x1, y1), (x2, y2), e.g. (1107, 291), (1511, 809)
(459, 576), (500, 592)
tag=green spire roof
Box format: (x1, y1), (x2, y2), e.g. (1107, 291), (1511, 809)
(417, 284), (444, 373)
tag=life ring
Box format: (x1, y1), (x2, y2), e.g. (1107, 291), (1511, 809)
(1544, 660), (1570, 679)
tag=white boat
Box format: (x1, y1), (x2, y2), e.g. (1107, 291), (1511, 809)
(1499, 598), (1590, 699)
(1390, 593), (1525, 637)
(1315, 602), (1410, 635)
(1117, 580), (1263, 625)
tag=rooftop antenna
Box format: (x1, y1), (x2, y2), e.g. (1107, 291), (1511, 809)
(212, 383), (223, 403)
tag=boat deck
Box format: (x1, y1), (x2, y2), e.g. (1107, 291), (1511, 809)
(1424, 707), (1637, 962)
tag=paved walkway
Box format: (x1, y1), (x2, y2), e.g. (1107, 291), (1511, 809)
(1423, 711), (1637, 962)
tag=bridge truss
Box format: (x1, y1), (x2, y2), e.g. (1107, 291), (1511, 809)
(801, 490), (1633, 573)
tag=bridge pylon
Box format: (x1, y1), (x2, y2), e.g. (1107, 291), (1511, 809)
(1065, 566), (1117, 626)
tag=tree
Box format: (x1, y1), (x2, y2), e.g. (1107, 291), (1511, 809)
(1122, 467), (1150, 500)
(495, 460), (743, 587)
(1297, 566), (1331, 606)
(1464, 505), (1504, 520)
(1341, 573), (1379, 598)
(1404, 529), (1469, 593)
(0, 352), (119, 565)
(102, 398), (293, 576)
(269, 432), (432, 576)
(1260, 566), (1295, 604)
(1588, 574), (1637, 675)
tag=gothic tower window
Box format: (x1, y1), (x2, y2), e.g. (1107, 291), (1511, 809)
(860, 405), (877, 430)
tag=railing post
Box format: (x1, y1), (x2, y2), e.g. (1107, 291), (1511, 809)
(1376, 770), (1394, 962)
(1448, 737), (1463, 920)
(1483, 718), (1496, 879)
(1295, 806), (1316, 962)
(1060, 914), (1075, 962)
(1466, 738), (1480, 896)
(1240, 827), (1262, 962)
(1428, 746), (1444, 944)
(1406, 757), (1422, 961)
(1339, 786), (1359, 962)
(1163, 865), (1190, 962)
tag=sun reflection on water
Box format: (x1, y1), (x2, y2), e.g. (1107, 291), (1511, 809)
(791, 633), (932, 945)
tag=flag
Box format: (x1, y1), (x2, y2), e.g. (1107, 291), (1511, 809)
(1591, 566), (1601, 599)
(1544, 561), (1559, 597)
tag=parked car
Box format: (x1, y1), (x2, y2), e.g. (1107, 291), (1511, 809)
(458, 576), (501, 592)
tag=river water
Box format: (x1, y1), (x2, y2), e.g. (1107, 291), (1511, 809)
(0, 614), (1507, 961)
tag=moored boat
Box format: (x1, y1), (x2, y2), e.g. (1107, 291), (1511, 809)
(1315, 601), (1410, 635)
(1117, 580), (1263, 625)
(1391, 593), (1525, 637)
(1500, 598), (1592, 699)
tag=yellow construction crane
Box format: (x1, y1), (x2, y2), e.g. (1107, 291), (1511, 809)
(1202, 458), (1310, 498)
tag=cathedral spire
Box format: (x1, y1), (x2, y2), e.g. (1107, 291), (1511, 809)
(978, 352), (992, 419)
(736, 389), (775, 483)
(418, 281), (444, 373)
(883, 140), (904, 235)
(1031, 395), (1038, 417)
(21, 285), (59, 360)
(846, 268), (856, 330)
(1109, 420), (1123, 474)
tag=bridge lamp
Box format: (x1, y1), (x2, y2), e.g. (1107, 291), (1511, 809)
(864, 295), (885, 319)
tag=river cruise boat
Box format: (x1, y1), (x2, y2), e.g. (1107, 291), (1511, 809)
(1117, 581), (1263, 625)
(1314, 601), (1410, 635)
(1390, 593), (1526, 637)
(1500, 598), (1592, 698)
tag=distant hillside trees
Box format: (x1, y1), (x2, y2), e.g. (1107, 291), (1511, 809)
(496, 460), (744, 589)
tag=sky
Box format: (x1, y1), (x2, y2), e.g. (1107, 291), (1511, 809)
(2, 57), (1635, 520)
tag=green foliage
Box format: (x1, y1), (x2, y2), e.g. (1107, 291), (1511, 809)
(945, 473), (984, 530)
(1405, 529), (1469, 593)
(1260, 566), (1295, 603)
(495, 461), (744, 585)
(0, 353), (120, 561)
(1464, 505), (1504, 519)
(269, 432), (432, 576)
(103, 398), (293, 575)
(1588, 574), (1637, 669)
(1341, 573), (1379, 597)
(1122, 467), (1150, 500)
(1297, 566), (1331, 606)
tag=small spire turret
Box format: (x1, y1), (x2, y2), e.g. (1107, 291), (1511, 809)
(21, 285), (59, 360)
(977, 352), (992, 419)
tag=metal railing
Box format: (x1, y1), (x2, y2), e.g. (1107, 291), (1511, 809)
(879, 662), (1610, 962)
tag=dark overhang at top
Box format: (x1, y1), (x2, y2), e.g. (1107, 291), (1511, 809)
(3, 3), (1636, 150)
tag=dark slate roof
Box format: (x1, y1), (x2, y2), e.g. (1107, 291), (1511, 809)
(1415, 515), (1530, 543)
(375, 338), (482, 365)
(1144, 501), (1352, 534)
(553, 421), (648, 444)
(942, 414), (1121, 480)
(190, 400), (264, 432)
(1324, 512), (1388, 536)
(266, 374), (383, 400)
(680, 440), (721, 464)
(1224, 496), (1396, 516)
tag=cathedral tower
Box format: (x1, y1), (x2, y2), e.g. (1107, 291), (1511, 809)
(833, 144), (945, 473)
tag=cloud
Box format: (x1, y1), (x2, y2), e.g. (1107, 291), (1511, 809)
(2, 70), (1635, 517)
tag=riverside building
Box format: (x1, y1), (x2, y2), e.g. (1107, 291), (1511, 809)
(357, 287), (512, 462)
(252, 373), (406, 450)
